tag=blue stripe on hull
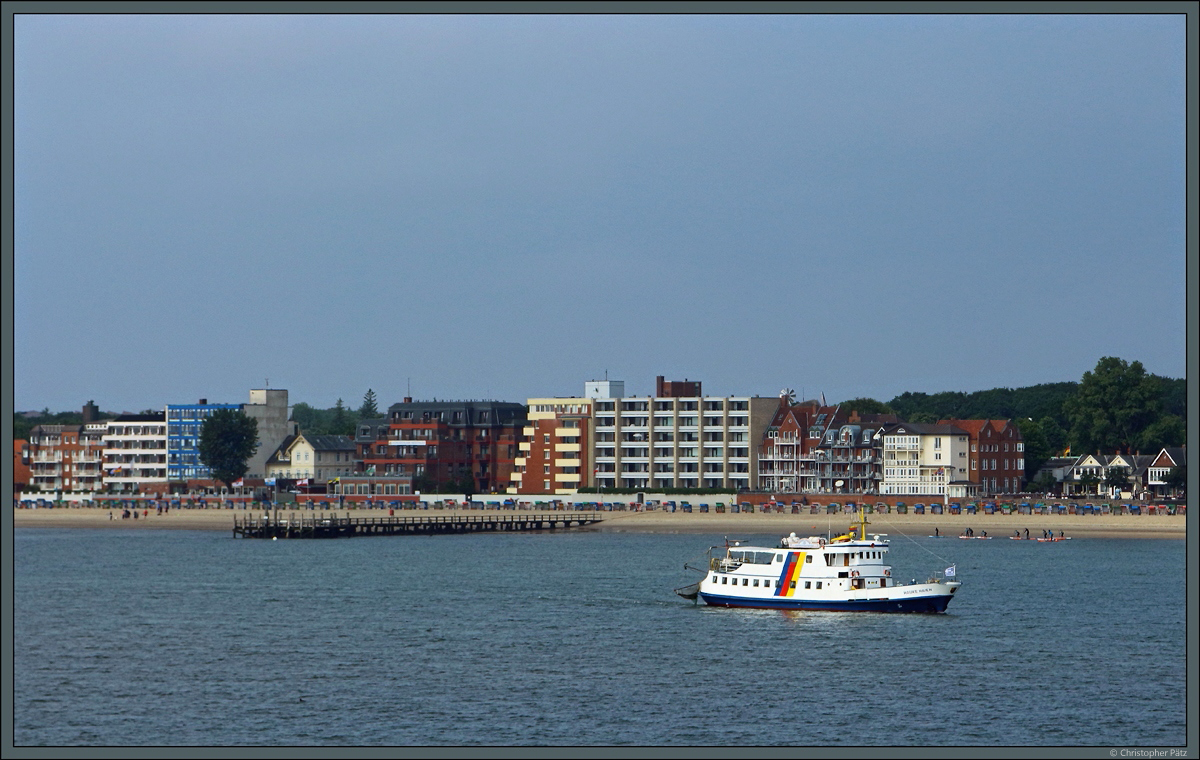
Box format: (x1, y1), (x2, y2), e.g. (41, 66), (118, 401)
(699, 592), (952, 614)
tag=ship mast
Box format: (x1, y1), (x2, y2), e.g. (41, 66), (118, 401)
(850, 503), (870, 540)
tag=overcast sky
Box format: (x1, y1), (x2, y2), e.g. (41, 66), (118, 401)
(13, 13), (1187, 413)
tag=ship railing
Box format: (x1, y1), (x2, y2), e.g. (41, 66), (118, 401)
(710, 557), (742, 572)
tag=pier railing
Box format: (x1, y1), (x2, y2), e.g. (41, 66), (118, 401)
(233, 511), (605, 539)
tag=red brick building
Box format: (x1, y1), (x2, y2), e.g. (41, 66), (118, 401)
(510, 399), (592, 495)
(13, 439), (31, 495)
(938, 419), (1026, 495)
(357, 400), (527, 495)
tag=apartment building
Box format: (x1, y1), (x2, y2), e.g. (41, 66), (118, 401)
(103, 413), (168, 493)
(758, 397), (826, 493)
(877, 422), (975, 498)
(758, 397), (899, 495)
(510, 398), (593, 495)
(589, 378), (776, 492)
(377, 399), (527, 494)
(166, 400), (241, 481)
(939, 419), (1026, 495)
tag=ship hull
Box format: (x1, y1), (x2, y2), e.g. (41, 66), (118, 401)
(698, 590), (955, 613)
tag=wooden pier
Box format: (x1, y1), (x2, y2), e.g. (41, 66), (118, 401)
(232, 511), (605, 539)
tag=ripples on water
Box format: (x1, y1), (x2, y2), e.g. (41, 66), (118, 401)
(13, 528), (1186, 746)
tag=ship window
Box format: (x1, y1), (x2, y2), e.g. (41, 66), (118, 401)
(721, 577), (727, 584)
(775, 554), (782, 562)
(816, 582), (822, 589)
(742, 579), (748, 586)
(753, 579), (759, 587)
(803, 581), (810, 589)
(805, 555), (812, 563)
(712, 576), (717, 582)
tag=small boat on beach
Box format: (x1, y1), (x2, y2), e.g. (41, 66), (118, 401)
(677, 507), (961, 613)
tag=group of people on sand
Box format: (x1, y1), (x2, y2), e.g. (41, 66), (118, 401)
(108, 508), (153, 520)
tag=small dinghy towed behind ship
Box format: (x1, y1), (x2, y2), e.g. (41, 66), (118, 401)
(675, 507), (961, 613)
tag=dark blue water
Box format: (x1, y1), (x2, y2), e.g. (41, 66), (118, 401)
(13, 528), (1186, 746)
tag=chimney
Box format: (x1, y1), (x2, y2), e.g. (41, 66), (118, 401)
(199, 399), (207, 405)
(656, 376), (665, 397)
(404, 397), (412, 403)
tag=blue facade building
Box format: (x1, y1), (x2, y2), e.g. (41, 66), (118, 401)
(166, 400), (241, 481)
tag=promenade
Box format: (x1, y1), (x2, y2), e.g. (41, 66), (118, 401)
(11, 504), (1185, 539)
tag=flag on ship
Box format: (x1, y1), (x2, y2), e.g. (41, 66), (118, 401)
(944, 565), (956, 578)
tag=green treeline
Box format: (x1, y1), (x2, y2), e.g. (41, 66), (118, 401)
(845, 357), (1185, 482)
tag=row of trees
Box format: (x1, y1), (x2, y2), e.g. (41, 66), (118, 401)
(289, 389), (380, 437)
(839, 357), (1186, 483)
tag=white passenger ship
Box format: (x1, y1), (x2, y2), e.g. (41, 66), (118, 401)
(677, 509), (961, 613)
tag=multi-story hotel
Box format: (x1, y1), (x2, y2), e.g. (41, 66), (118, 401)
(588, 377), (776, 492)
(877, 422), (975, 498)
(510, 398), (593, 495)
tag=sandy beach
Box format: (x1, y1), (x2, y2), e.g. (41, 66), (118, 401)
(10, 505), (1186, 539)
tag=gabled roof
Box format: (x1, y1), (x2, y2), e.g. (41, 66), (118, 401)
(300, 434), (356, 452)
(938, 419), (989, 436)
(1153, 447), (1185, 468)
(265, 434), (299, 466)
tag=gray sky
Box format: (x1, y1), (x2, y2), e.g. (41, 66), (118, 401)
(14, 13), (1187, 412)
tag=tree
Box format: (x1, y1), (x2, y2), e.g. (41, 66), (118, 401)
(1137, 414), (1185, 451)
(1063, 357), (1163, 454)
(839, 398), (895, 415)
(1014, 418), (1051, 480)
(1076, 472), (1101, 496)
(1027, 469), (1059, 494)
(1103, 466), (1131, 495)
(198, 409), (259, 490)
(332, 398), (357, 436)
(1164, 465), (1186, 495)
(359, 389), (380, 419)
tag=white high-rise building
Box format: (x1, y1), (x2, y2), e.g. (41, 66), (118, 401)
(589, 379), (776, 492)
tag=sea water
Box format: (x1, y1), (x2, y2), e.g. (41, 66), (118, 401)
(13, 528), (1187, 746)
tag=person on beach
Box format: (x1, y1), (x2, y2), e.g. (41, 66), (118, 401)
(1025, 528), (1029, 539)
(132, 510), (137, 520)
(109, 511), (113, 520)
(935, 527), (939, 536)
